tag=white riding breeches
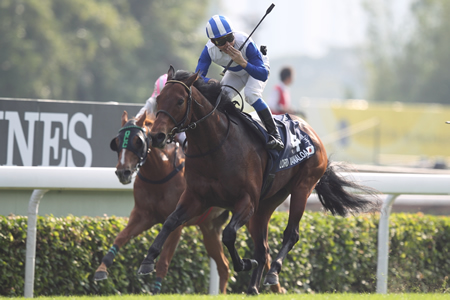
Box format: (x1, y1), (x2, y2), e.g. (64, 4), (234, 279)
(221, 59), (270, 106)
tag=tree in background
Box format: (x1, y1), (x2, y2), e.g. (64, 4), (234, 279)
(0, 0), (208, 103)
(128, 0), (210, 100)
(363, 0), (450, 105)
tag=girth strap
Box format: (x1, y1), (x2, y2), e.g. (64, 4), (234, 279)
(194, 207), (214, 226)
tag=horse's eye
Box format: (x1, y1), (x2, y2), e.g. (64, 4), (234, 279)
(177, 99), (184, 106)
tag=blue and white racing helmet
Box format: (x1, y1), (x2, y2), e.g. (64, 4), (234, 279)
(206, 15), (234, 39)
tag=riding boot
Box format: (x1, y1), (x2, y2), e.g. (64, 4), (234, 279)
(257, 108), (284, 151)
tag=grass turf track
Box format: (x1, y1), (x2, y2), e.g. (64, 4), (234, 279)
(7, 294), (448, 300)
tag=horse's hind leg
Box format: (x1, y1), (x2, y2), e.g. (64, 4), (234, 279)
(245, 203), (286, 295)
(263, 183), (313, 286)
(152, 225), (183, 294)
(200, 222), (230, 294)
(265, 256), (287, 293)
(94, 207), (154, 281)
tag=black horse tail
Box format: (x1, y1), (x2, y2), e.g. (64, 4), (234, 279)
(314, 161), (381, 216)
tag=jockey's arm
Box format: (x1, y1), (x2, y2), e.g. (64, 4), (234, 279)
(243, 43), (268, 82)
(195, 46), (212, 82)
(224, 41), (268, 82)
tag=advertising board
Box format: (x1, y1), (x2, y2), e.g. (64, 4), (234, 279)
(0, 98), (141, 167)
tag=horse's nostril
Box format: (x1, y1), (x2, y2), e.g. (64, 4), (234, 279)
(115, 169), (132, 179)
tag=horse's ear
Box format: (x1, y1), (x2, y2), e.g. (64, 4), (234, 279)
(167, 65), (175, 80)
(185, 71), (200, 87)
(121, 111), (128, 126)
(144, 112), (155, 129)
(136, 110), (146, 127)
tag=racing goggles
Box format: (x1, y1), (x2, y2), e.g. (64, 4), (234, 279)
(211, 33), (234, 46)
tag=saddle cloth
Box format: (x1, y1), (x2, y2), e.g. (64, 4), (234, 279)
(227, 108), (316, 198)
(247, 112), (316, 173)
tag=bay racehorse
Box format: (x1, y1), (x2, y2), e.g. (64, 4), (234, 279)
(94, 111), (232, 294)
(137, 66), (380, 295)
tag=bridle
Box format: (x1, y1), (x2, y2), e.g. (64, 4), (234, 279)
(111, 121), (186, 183)
(110, 124), (150, 170)
(155, 79), (225, 143)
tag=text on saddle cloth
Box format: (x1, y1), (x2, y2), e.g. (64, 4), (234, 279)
(252, 113), (316, 173)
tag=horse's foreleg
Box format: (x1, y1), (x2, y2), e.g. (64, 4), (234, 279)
(264, 187), (310, 286)
(245, 211), (275, 295)
(222, 195), (256, 273)
(94, 208), (154, 281)
(200, 223), (230, 294)
(152, 225), (183, 294)
(138, 198), (201, 275)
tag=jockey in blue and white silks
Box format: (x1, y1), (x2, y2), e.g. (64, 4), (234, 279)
(195, 15), (284, 151)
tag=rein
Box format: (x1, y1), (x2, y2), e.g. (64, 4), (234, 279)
(222, 84), (245, 113)
(137, 143), (185, 184)
(182, 112), (231, 158)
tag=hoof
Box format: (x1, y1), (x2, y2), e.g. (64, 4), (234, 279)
(93, 271), (108, 281)
(270, 285), (287, 294)
(137, 263), (155, 275)
(246, 286), (259, 295)
(263, 272), (279, 286)
(242, 258), (258, 271)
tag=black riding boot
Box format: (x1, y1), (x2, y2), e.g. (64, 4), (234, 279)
(257, 108), (284, 151)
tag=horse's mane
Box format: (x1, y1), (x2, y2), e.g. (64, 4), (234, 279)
(173, 70), (238, 113)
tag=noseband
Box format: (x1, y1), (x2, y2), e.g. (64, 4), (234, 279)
(155, 79), (225, 143)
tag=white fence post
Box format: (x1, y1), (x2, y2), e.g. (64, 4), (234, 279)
(24, 189), (48, 298)
(376, 194), (399, 294)
(209, 258), (219, 295)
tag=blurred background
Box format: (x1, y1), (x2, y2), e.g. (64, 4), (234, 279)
(1, 0), (449, 171)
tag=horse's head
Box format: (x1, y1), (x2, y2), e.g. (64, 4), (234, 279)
(110, 111), (152, 184)
(150, 65), (200, 148)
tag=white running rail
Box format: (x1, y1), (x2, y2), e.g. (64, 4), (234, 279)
(1, 166), (450, 296)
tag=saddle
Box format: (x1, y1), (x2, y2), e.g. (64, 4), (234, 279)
(229, 110), (316, 199)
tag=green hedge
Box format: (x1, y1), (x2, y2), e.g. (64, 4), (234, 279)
(1, 212), (449, 296)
